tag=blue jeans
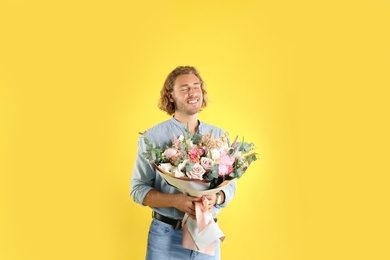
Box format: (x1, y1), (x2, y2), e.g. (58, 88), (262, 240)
(146, 219), (221, 260)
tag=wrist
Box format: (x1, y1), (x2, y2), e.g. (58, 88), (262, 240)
(215, 192), (222, 205)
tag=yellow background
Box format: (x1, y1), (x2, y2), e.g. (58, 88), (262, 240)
(1, 0), (389, 259)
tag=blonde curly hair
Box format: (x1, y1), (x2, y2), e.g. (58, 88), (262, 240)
(158, 66), (208, 115)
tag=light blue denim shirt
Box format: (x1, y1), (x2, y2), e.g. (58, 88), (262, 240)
(130, 117), (236, 220)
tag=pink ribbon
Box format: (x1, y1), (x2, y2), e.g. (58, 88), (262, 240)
(197, 196), (213, 232)
(182, 197), (223, 256)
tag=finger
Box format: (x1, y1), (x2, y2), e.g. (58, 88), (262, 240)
(187, 206), (196, 214)
(188, 210), (197, 219)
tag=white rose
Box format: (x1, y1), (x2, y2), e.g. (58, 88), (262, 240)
(200, 157), (214, 171)
(186, 163), (205, 180)
(210, 149), (220, 161)
(175, 159), (188, 177)
(160, 163), (176, 173)
(178, 159), (187, 171)
(173, 167), (186, 177)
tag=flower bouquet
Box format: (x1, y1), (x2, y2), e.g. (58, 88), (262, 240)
(141, 128), (258, 255)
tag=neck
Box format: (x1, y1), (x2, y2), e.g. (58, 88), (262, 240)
(173, 112), (199, 136)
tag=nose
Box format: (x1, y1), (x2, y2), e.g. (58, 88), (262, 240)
(188, 86), (198, 96)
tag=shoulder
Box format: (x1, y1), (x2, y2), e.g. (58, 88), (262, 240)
(141, 118), (179, 146)
(143, 118), (172, 137)
(146, 118), (171, 131)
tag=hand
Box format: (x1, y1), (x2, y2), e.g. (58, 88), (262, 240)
(202, 194), (217, 212)
(172, 194), (202, 219)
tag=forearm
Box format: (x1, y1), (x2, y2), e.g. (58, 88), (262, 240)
(143, 189), (202, 219)
(142, 189), (179, 208)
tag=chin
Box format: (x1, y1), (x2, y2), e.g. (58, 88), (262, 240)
(187, 109), (201, 115)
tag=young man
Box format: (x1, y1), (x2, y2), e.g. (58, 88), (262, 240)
(130, 66), (236, 260)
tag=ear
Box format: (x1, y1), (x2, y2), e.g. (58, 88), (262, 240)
(168, 93), (174, 103)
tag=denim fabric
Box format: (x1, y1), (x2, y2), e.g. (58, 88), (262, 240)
(146, 219), (220, 260)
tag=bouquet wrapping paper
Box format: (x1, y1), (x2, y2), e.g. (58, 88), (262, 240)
(153, 163), (233, 255)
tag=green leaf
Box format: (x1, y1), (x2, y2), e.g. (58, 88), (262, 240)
(192, 133), (202, 144)
(207, 165), (219, 180)
(185, 161), (195, 173)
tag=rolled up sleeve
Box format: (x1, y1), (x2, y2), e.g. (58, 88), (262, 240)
(215, 179), (236, 209)
(130, 137), (155, 206)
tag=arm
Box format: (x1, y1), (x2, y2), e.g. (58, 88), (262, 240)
(130, 136), (201, 219)
(214, 180), (236, 208)
(203, 180), (236, 212)
(143, 189), (201, 219)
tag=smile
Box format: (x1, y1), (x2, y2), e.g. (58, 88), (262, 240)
(187, 99), (198, 104)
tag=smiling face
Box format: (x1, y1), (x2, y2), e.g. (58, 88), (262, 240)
(169, 73), (203, 117)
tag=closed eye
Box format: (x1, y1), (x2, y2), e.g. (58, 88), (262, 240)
(179, 83), (201, 92)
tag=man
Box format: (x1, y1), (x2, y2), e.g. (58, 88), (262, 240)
(130, 66), (236, 260)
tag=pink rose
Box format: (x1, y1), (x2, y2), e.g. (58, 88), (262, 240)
(218, 164), (233, 177)
(186, 163), (206, 180)
(218, 152), (235, 176)
(163, 148), (178, 159)
(200, 157), (214, 171)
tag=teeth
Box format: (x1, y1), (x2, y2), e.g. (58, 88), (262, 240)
(188, 100), (198, 104)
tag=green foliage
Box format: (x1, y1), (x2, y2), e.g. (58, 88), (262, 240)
(192, 132), (203, 144)
(140, 127), (259, 190)
(185, 161), (195, 173)
(140, 132), (165, 164)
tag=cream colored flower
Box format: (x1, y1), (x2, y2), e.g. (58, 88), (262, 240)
(186, 163), (205, 180)
(163, 148), (178, 159)
(200, 157), (214, 171)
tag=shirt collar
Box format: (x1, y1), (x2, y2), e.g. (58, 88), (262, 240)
(169, 116), (203, 135)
